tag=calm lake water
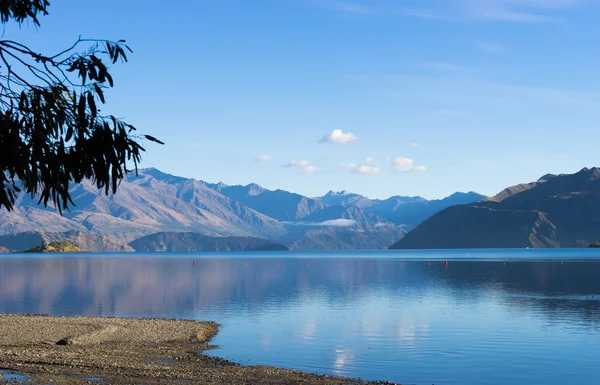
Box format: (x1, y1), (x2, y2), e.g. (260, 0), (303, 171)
(1, 249), (600, 385)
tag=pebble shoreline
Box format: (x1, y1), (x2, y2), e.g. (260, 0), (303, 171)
(0, 314), (396, 385)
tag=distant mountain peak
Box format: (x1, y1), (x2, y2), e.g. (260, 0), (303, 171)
(448, 191), (477, 197)
(324, 190), (356, 197)
(442, 191), (486, 202)
(578, 167), (600, 180)
(138, 168), (186, 184)
(538, 173), (557, 181)
(245, 183), (266, 195)
(391, 166), (600, 250)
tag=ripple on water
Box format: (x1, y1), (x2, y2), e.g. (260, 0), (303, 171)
(2, 254), (600, 385)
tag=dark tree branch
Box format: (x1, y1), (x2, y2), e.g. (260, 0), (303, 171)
(0, 0), (161, 213)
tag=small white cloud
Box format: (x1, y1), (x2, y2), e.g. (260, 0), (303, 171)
(391, 157), (427, 173)
(319, 129), (359, 144)
(339, 163), (380, 175)
(284, 160), (319, 174)
(477, 41), (507, 55)
(255, 155), (272, 163)
(319, 219), (356, 227)
(340, 162), (358, 170)
(284, 160), (311, 168)
(408, 143), (422, 149)
(355, 165), (381, 175)
(282, 219), (357, 227)
(364, 156), (374, 163)
(303, 165), (320, 175)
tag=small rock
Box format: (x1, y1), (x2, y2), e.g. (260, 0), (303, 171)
(56, 337), (73, 346)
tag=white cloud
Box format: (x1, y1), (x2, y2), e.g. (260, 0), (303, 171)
(303, 165), (320, 174)
(477, 41), (507, 54)
(319, 219), (357, 227)
(364, 156), (374, 163)
(283, 160), (319, 174)
(255, 155), (272, 163)
(282, 219), (357, 227)
(355, 165), (381, 174)
(319, 129), (359, 144)
(391, 157), (427, 173)
(340, 162), (358, 170)
(408, 142), (422, 149)
(284, 160), (311, 168)
(339, 162), (381, 174)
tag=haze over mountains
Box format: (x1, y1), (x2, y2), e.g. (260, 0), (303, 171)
(391, 167), (600, 249)
(0, 168), (484, 251)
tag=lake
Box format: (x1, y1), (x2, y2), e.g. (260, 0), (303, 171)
(1, 249), (600, 385)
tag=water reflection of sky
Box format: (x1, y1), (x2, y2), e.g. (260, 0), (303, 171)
(1, 252), (600, 385)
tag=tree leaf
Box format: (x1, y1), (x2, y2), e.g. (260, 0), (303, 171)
(144, 135), (165, 145)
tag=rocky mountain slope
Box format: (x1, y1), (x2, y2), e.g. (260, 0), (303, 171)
(315, 190), (484, 227)
(1, 168), (483, 250)
(385, 191), (486, 227)
(390, 168), (600, 249)
(209, 183), (328, 222)
(0, 169), (286, 244)
(209, 184), (408, 249)
(129, 232), (288, 252)
(283, 226), (406, 250)
(318, 190), (377, 209)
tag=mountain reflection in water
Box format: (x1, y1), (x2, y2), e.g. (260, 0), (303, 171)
(1, 254), (600, 384)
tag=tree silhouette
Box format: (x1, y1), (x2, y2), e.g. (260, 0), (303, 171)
(0, 0), (162, 213)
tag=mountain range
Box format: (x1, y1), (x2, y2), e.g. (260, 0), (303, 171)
(0, 168), (484, 251)
(391, 167), (600, 249)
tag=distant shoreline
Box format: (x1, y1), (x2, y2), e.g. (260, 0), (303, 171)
(0, 314), (387, 385)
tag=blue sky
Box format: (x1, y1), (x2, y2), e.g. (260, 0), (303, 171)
(6, 0), (600, 199)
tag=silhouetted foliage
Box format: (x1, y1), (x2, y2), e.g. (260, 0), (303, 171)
(0, 0), (163, 213)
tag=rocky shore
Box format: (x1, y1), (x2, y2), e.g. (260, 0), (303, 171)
(0, 315), (389, 385)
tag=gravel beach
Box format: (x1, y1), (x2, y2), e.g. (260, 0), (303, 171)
(0, 314), (388, 385)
